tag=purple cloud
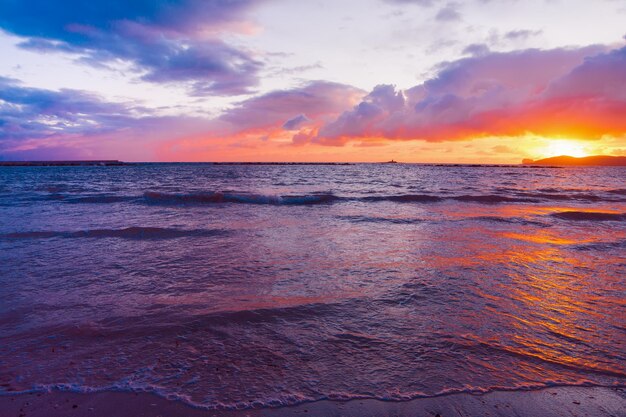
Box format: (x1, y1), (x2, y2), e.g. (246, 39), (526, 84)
(0, 0), (265, 95)
(220, 81), (365, 131)
(384, 0), (438, 6)
(0, 77), (212, 160)
(283, 114), (310, 130)
(5, 44), (625, 159)
(307, 45), (626, 144)
(435, 3), (462, 21)
(462, 43), (491, 56)
(0, 76), (134, 141)
(504, 29), (542, 41)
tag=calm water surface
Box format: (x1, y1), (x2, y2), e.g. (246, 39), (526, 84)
(0, 163), (624, 409)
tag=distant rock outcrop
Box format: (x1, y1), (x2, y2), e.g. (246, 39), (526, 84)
(522, 155), (626, 166)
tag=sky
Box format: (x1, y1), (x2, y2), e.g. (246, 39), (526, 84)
(0, 0), (625, 163)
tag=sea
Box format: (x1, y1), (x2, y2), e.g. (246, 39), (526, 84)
(0, 163), (624, 410)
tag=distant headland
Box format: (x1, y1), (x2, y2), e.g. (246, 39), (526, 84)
(522, 155), (626, 166)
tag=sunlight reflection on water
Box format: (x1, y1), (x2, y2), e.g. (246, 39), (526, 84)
(0, 164), (624, 408)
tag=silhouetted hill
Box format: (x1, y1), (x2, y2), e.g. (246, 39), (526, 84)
(522, 155), (626, 166)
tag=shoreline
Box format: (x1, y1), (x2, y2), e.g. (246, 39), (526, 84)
(1, 386), (624, 417)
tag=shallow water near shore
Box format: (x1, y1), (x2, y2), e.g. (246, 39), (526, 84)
(0, 163), (625, 410)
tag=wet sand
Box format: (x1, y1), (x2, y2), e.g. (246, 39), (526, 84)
(1, 386), (624, 417)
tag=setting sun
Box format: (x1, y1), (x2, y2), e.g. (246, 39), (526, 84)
(541, 139), (589, 158)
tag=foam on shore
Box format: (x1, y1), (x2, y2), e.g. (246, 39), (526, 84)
(1, 386), (624, 417)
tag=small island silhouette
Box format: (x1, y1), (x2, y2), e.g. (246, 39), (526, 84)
(522, 155), (626, 166)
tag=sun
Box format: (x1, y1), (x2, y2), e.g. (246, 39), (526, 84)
(542, 139), (588, 158)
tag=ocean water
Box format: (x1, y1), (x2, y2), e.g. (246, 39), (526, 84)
(0, 163), (624, 409)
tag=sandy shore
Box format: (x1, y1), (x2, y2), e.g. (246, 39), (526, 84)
(1, 386), (624, 417)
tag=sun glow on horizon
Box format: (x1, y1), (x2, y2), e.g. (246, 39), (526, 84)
(540, 139), (589, 158)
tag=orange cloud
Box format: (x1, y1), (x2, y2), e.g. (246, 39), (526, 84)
(160, 44), (626, 162)
(311, 45), (626, 144)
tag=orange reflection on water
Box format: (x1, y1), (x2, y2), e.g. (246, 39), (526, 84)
(420, 200), (626, 384)
(502, 231), (593, 245)
(483, 231), (623, 378)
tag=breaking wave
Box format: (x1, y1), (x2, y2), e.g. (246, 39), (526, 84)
(5, 376), (624, 411)
(361, 194), (443, 203)
(19, 189), (626, 207)
(143, 191), (339, 205)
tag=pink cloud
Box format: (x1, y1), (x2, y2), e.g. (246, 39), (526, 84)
(220, 81), (365, 131)
(306, 45), (626, 144)
(157, 46), (626, 160)
(5, 44), (625, 162)
(155, 81), (365, 159)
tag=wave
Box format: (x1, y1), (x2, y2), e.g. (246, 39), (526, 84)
(361, 194), (443, 203)
(470, 341), (626, 380)
(607, 189), (626, 196)
(15, 189), (626, 207)
(360, 194), (539, 204)
(0, 227), (227, 240)
(66, 195), (137, 204)
(515, 192), (606, 202)
(30, 194), (137, 204)
(451, 194), (536, 203)
(550, 211), (626, 221)
(358, 193), (613, 204)
(336, 215), (425, 224)
(143, 191), (338, 205)
(465, 216), (549, 227)
(573, 239), (626, 251)
(3, 381), (624, 411)
(510, 188), (626, 202)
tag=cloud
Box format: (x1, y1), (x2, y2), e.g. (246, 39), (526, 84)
(491, 145), (514, 153)
(283, 114), (310, 130)
(0, 76), (135, 141)
(4, 45), (626, 160)
(153, 81), (366, 158)
(315, 85), (405, 145)
(504, 29), (542, 41)
(462, 43), (490, 56)
(0, 77), (211, 159)
(435, 3), (462, 21)
(543, 47), (626, 101)
(304, 45), (626, 144)
(0, 77), (365, 159)
(0, 0), (265, 95)
(219, 81), (365, 131)
(383, 0), (438, 6)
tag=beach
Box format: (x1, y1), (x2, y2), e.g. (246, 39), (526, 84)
(2, 386), (624, 417)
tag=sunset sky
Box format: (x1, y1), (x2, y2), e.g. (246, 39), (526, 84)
(0, 0), (625, 163)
